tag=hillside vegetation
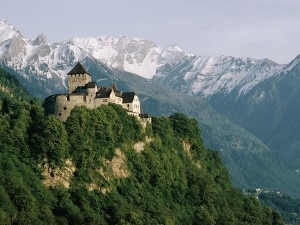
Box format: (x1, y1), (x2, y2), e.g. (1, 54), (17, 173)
(0, 69), (283, 224)
(259, 192), (300, 225)
(83, 60), (300, 196)
(3, 58), (300, 196)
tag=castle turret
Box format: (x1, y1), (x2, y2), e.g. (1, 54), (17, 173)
(67, 63), (92, 93)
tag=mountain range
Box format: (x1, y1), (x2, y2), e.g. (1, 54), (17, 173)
(0, 20), (299, 196)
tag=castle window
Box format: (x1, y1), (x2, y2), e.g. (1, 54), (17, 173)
(59, 113), (62, 116)
(127, 104), (129, 107)
(63, 107), (67, 110)
(83, 96), (86, 101)
(67, 96), (70, 101)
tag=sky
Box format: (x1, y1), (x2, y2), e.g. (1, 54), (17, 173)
(2, 0), (300, 64)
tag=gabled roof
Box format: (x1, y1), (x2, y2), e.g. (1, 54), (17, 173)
(67, 63), (90, 75)
(97, 87), (112, 98)
(71, 82), (97, 94)
(122, 92), (136, 103)
(86, 81), (97, 88)
(73, 86), (86, 93)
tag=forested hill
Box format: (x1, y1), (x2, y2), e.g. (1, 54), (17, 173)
(0, 68), (34, 102)
(0, 68), (283, 224)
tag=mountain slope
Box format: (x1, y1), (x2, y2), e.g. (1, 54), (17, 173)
(0, 20), (284, 98)
(154, 56), (283, 97)
(0, 20), (299, 195)
(63, 58), (300, 195)
(209, 55), (300, 164)
(0, 67), (33, 101)
(0, 95), (285, 224)
(2, 55), (299, 195)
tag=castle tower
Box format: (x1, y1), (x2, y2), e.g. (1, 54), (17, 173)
(67, 63), (92, 93)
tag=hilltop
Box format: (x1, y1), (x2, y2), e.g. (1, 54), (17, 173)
(0, 68), (283, 224)
(0, 21), (300, 198)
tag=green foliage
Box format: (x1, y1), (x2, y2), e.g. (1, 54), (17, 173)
(32, 115), (69, 167)
(0, 67), (33, 102)
(259, 192), (300, 225)
(0, 153), (56, 224)
(170, 113), (202, 142)
(0, 76), (284, 225)
(4, 60), (300, 199)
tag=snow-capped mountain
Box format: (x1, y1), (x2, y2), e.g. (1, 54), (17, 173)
(207, 53), (300, 164)
(0, 20), (292, 99)
(2, 20), (300, 196)
(71, 36), (190, 79)
(0, 21), (93, 81)
(0, 20), (190, 82)
(154, 56), (284, 97)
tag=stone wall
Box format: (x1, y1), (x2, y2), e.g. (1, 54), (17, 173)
(44, 87), (150, 123)
(54, 94), (89, 121)
(67, 74), (91, 93)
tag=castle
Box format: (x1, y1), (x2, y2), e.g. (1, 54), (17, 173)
(45, 63), (151, 123)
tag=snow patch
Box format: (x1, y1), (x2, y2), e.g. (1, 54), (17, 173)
(0, 22), (289, 98)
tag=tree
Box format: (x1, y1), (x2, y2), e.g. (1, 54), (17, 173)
(33, 115), (69, 167)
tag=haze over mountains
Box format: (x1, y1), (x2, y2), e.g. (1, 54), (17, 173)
(0, 20), (299, 196)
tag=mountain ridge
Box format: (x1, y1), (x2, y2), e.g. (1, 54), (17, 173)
(208, 54), (300, 164)
(1, 20), (300, 196)
(0, 20), (291, 98)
